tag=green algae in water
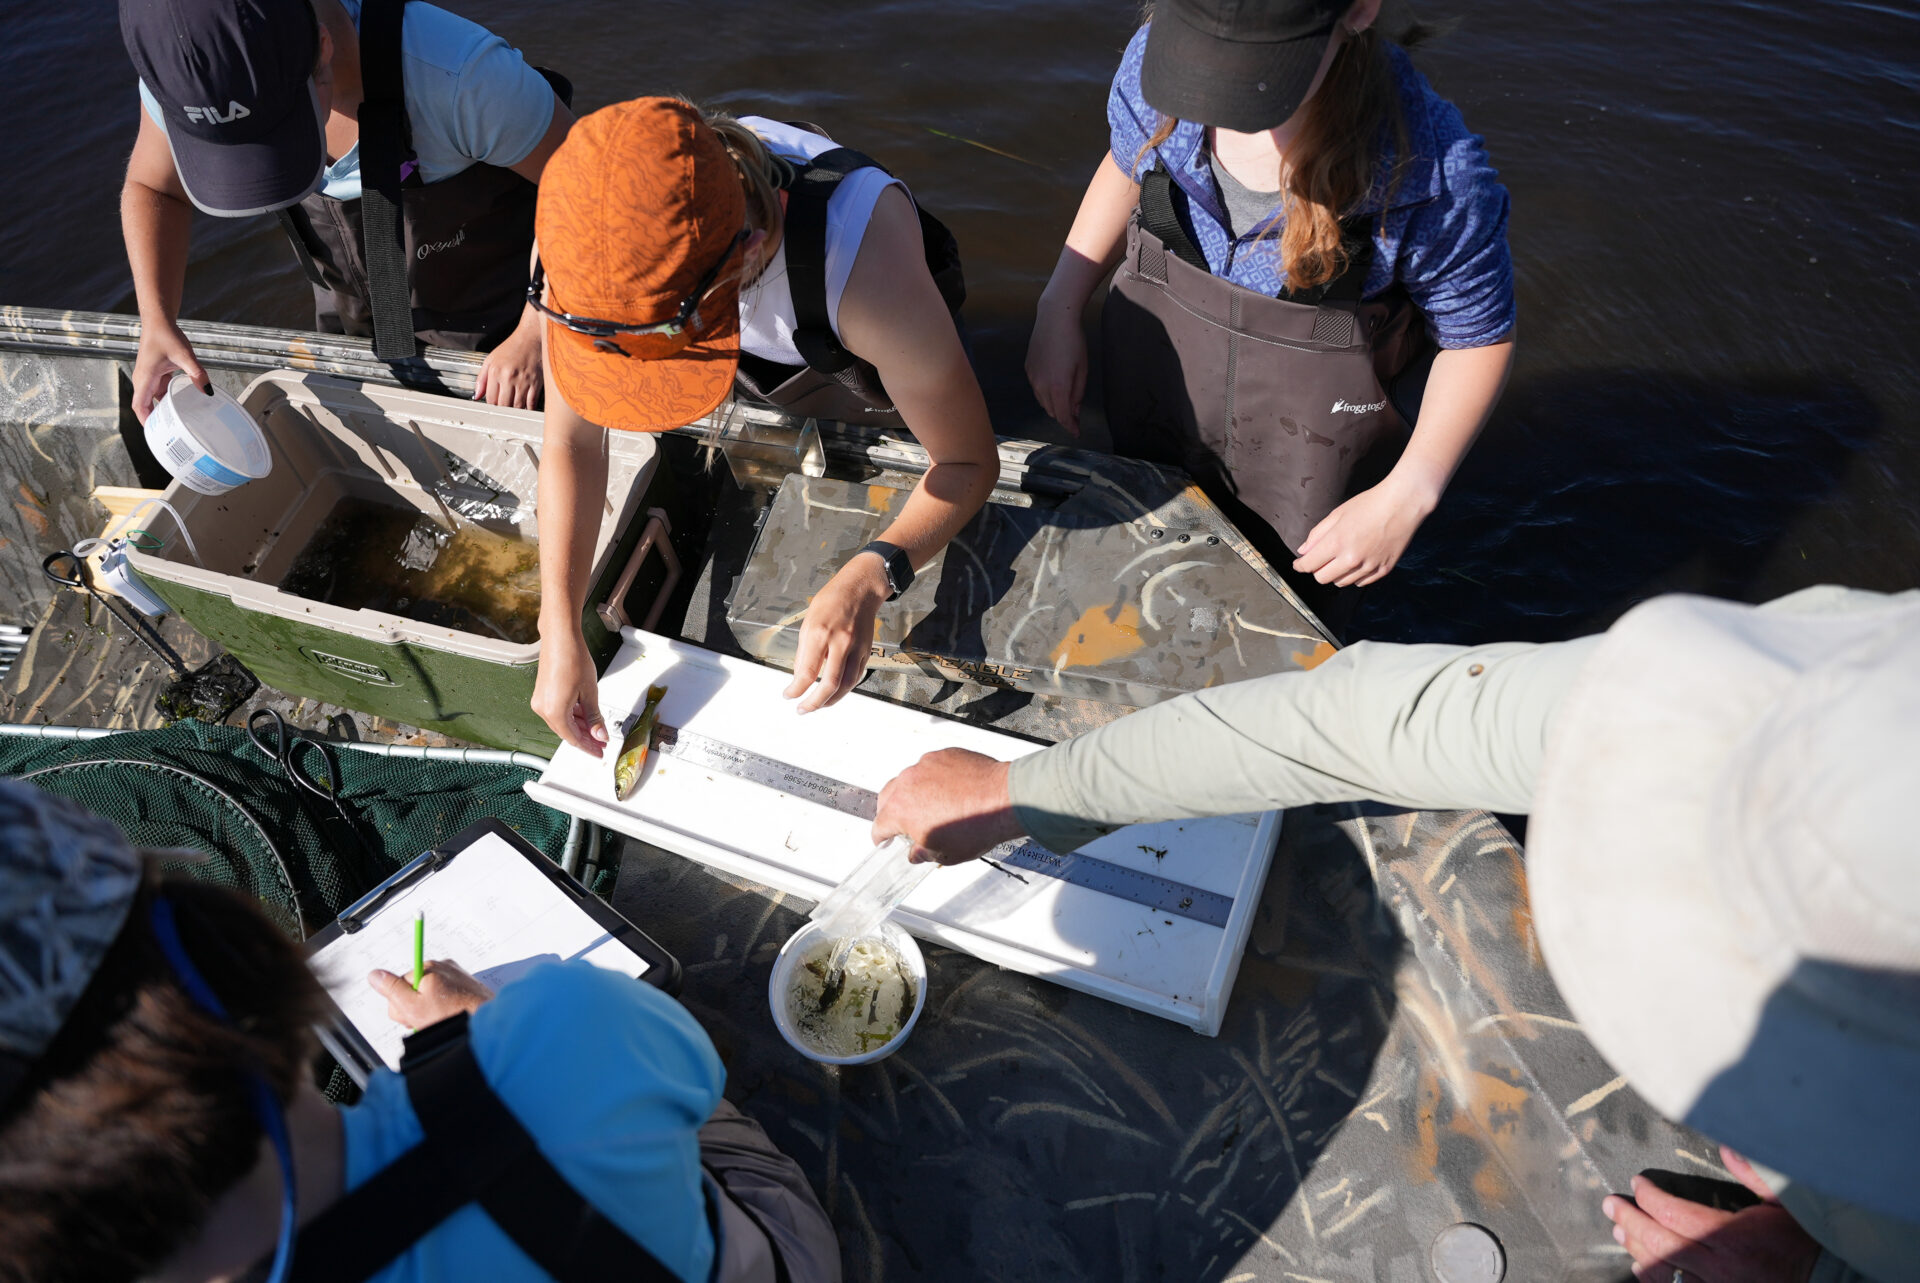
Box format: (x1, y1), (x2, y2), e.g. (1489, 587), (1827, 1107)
(788, 935), (917, 1058)
(280, 497), (541, 643)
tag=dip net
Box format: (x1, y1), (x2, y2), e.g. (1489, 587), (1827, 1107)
(0, 722), (570, 939)
(2, 721), (573, 1101)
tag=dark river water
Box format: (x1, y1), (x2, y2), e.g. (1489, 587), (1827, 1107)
(6, 0), (1916, 644)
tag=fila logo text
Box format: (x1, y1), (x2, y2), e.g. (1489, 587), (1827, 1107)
(184, 101), (252, 124)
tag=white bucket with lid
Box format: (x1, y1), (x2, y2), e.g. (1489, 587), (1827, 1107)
(144, 373), (272, 495)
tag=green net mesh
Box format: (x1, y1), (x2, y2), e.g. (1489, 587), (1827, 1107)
(2, 722), (575, 1103)
(0, 722), (572, 939)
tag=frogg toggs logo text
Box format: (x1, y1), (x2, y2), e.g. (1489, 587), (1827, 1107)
(184, 101), (251, 124)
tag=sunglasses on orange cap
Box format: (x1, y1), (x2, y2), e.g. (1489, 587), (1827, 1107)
(528, 227), (750, 341)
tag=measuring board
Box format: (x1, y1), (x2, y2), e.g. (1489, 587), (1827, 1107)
(653, 726), (1234, 928)
(526, 627), (1280, 1035)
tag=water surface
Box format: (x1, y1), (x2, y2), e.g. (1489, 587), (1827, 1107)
(5, 0), (1916, 641)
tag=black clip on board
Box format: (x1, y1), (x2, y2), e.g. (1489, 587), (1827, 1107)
(306, 818), (681, 1086)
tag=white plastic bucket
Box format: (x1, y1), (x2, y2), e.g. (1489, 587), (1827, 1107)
(770, 919), (927, 1066)
(144, 373), (272, 495)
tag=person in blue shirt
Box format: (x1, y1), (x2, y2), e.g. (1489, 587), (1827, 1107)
(1027, 0), (1515, 599)
(0, 780), (839, 1283)
(120, 0), (575, 418)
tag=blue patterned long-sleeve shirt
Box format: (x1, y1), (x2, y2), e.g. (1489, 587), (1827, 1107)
(1107, 25), (1516, 349)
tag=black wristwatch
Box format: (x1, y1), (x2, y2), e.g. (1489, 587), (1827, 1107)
(859, 540), (915, 601)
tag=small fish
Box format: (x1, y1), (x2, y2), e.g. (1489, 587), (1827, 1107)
(614, 684), (668, 800)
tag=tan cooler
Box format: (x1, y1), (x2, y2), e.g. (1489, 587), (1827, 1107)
(128, 371), (677, 751)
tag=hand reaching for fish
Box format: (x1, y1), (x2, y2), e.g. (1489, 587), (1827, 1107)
(532, 626), (608, 755)
(783, 555), (891, 714)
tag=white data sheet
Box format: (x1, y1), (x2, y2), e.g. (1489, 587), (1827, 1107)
(309, 830), (650, 1071)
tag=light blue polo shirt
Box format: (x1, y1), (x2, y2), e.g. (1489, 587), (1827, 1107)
(341, 962), (723, 1283)
(138, 0), (555, 204)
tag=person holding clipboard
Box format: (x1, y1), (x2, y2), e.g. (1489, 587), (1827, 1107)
(0, 780), (840, 1283)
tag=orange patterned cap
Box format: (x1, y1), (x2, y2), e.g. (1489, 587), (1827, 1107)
(535, 98), (749, 433)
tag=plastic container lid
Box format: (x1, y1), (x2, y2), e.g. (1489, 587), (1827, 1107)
(145, 372), (272, 495)
(807, 835), (933, 942)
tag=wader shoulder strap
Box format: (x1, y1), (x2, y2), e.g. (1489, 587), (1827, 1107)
(356, 0), (420, 362)
(276, 206), (330, 289)
(781, 145), (885, 377)
(260, 1015), (693, 1283)
(1138, 166), (1210, 274)
(1140, 166), (1376, 306)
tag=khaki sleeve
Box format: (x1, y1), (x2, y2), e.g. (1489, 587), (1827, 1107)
(1007, 634), (1602, 853)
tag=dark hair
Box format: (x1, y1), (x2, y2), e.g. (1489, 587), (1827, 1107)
(0, 875), (324, 1283)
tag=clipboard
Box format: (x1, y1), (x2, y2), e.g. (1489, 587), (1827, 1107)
(305, 818), (681, 1086)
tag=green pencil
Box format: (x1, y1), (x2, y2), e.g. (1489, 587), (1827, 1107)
(411, 912), (425, 991)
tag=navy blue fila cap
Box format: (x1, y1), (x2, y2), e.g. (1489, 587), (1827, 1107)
(120, 0), (327, 217)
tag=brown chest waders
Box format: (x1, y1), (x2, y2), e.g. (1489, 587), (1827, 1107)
(732, 132), (966, 428)
(274, 0), (570, 359)
(1103, 167), (1427, 561)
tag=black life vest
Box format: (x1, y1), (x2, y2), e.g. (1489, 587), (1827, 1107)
(239, 1013), (799, 1283)
(730, 133), (965, 428)
(275, 0), (569, 361)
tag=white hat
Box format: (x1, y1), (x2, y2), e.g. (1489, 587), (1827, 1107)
(1528, 588), (1920, 1224)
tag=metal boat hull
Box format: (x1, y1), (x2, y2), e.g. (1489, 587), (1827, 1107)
(0, 307), (1706, 1281)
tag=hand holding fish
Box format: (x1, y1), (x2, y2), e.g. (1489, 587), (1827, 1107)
(1600, 1148), (1822, 1283)
(873, 748), (1024, 865)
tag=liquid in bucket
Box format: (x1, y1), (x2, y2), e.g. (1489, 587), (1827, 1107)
(784, 932), (920, 1058)
(279, 496), (541, 642)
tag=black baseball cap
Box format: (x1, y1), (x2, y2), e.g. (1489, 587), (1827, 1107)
(120, 0), (327, 217)
(1142, 0), (1349, 133)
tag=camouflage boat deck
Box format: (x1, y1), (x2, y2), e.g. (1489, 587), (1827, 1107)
(662, 494), (1714, 1283)
(729, 472), (1338, 708)
(0, 309), (1725, 1282)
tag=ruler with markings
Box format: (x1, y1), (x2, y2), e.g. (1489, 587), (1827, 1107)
(652, 725), (1234, 929)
